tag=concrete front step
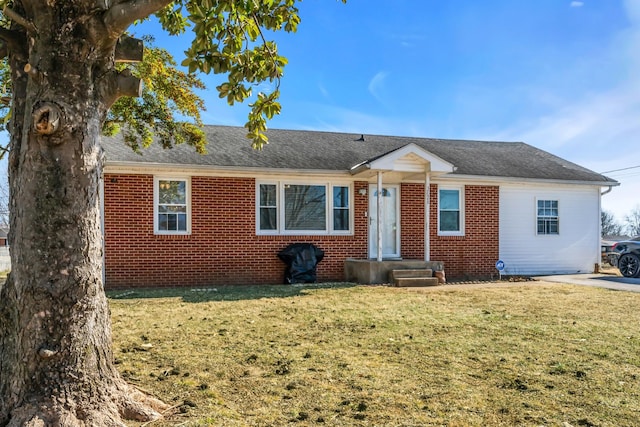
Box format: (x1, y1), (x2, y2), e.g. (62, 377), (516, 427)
(394, 277), (440, 287)
(388, 269), (433, 283)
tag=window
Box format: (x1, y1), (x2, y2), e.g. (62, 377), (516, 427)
(259, 184), (277, 230)
(537, 199), (558, 235)
(438, 187), (464, 235)
(284, 184), (326, 230)
(333, 186), (350, 231)
(257, 182), (352, 234)
(155, 177), (190, 234)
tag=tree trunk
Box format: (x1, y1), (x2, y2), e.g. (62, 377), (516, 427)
(0, 2), (167, 425)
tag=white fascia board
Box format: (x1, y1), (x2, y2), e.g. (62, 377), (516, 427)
(434, 173), (620, 188)
(104, 161), (353, 180)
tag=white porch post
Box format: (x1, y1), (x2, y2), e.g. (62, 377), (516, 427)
(424, 172), (430, 261)
(377, 171), (383, 262)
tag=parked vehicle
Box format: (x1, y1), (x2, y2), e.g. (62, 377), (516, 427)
(609, 239), (640, 278)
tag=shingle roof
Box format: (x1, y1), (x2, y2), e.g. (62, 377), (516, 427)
(102, 125), (617, 185)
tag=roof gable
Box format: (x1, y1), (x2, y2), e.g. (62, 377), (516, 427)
(350, 143), (454, 176)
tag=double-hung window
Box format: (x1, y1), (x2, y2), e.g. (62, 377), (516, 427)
(154, 177), (190, 234)
(438, 186), (464, 235)
(537, 199), (558, 235)
(257, 181), (352, 235)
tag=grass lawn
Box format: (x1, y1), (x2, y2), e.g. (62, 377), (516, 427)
(109, 282), (640, 426)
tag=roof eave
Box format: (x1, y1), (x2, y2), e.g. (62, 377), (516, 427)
(104, 161), (351, 178)
(437, 173), (620, 187)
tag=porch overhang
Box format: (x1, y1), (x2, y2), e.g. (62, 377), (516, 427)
(349, 143), (455, 178)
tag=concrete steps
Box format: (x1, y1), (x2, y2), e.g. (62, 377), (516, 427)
(389, 269), (440, 287)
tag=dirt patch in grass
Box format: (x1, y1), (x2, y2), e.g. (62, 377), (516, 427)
(110, 282), (640, 426)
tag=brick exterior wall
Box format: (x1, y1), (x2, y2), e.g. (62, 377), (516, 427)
(400, 183), (425, 259)
(429, 184), (500, 279)
(103, 174), (499, 287)
(103, 175), (369, 288)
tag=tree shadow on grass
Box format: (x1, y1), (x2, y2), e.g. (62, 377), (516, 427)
(106, 282), (359, 303)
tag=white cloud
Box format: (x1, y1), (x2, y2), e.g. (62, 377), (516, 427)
(317, 82), (330, 99)
(570, 1), (584, 7)
(368, 71), (389, 103)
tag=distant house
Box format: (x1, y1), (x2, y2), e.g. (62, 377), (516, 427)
(0, 227), (7, 247)
(100, 126), (618, 288)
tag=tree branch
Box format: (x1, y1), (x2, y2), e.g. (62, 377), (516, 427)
(103, 0), (173, 38)
(101, 69), (142, 108)
(3, 6), (37, 34)
(116, 71), (142, 98)
(115, 36), (144, 62)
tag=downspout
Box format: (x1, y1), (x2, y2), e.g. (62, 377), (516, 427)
(377, 171), (383, 262)
(596, 185), (614, 272)
(424, 171), (430, 261)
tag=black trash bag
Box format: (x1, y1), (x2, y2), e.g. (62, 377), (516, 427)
(277, 243), (325, 284)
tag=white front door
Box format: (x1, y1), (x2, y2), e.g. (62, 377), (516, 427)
(369, 184), (400, 259)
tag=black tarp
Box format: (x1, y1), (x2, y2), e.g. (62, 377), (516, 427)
(277, 243), (325, 284)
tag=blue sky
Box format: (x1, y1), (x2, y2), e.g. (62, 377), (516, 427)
(1, 1), (631, 224)
(133, 0), (639, 223)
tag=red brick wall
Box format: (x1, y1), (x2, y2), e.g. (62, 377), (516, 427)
(429, 184), (500, 279)
(400, 183), (425, 259)
(103, 175), (498, 287)
(103, 175), (369, 288)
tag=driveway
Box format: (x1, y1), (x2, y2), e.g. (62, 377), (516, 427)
(535, 273), (640, 293)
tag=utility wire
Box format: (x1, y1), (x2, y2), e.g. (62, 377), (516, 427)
(600, 165), (640, 174)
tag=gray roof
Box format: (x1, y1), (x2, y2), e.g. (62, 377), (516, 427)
(102, 125), (617, 185)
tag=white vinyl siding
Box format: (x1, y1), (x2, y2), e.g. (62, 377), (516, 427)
(499, 184), (600, 275)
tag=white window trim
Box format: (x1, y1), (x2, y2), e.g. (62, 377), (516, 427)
(256, 180), (354, 236)
(535, 198), (559, 236)
(437, 185), (465, 236)
(154, 176), (192, 235)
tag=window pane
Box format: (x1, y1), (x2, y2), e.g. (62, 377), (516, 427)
(440, 211), (460, 231)
(440, 190), (459, 210)
(158, 214), (169, 231)
(167, 214), (177, 230)
(177, 214), (187, 231)
(159, 205), (186, 214)
(260, 184), (277, 206)
(333, 186), (349, 208)
(260, 207), (277, 230)
(158, 180), (186, 204)
(333, 209), (349, 231)
(284, 185), (326, 230)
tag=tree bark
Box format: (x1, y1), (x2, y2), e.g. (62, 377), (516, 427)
(0, 1), (169, 425)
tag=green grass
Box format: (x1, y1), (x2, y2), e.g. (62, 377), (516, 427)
(109, 282), (640, 426)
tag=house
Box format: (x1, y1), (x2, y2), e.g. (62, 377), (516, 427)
(100, 125), (618, 288)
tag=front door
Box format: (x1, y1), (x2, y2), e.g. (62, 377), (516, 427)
(368, 184), (400, 259)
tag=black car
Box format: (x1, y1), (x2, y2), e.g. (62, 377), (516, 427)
(610, 240), (640, 278)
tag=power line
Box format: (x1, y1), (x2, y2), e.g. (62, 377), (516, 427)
(600, 165), (640, 174)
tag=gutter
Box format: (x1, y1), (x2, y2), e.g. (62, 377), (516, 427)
(601, 185), (614, 196)
(349, 162), (370, 175)
(104, 161), (350, 178)
(436, 173), (621, 188)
